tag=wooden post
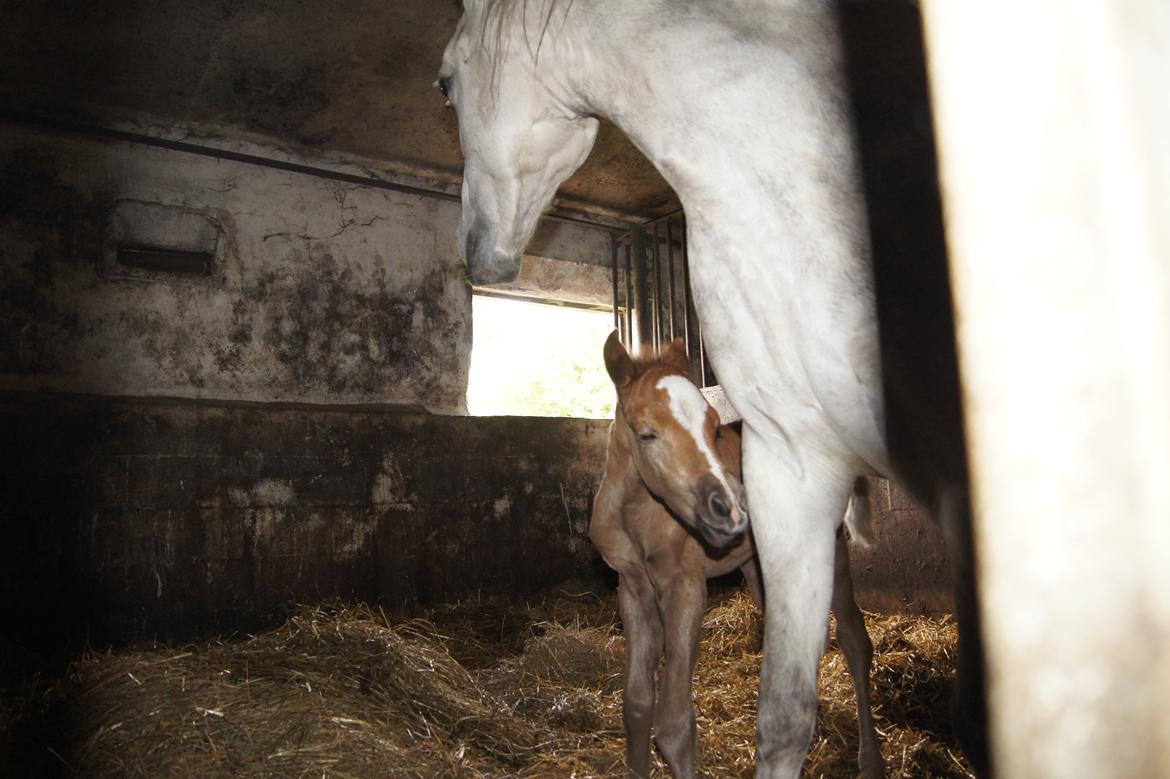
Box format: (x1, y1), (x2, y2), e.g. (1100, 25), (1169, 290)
(920, 2), (1170, 776)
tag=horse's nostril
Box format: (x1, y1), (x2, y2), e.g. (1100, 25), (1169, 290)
(708, 491), (732, 520)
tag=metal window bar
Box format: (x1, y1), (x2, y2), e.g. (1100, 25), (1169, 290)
(611, 240), (620, 335)
(651, 221), (662, 350)
(624, 238), (635, 350)
(610, 212), (716, 387)
(666, 219), (677, 342)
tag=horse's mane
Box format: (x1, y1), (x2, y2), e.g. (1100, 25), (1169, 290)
(474, 0), (570, 54)
(469, 0), (575, 99)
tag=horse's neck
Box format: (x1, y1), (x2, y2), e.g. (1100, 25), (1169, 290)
(557, 3), (886, 473)
(568, 1), (861, 239)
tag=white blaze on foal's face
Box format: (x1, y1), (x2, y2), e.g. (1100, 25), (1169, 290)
(655, 376), (738, 511)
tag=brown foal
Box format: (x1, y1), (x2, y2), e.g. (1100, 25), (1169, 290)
(590, 332), (884, 778)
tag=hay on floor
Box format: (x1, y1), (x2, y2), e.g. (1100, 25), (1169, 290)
(3, 583), (972, 778)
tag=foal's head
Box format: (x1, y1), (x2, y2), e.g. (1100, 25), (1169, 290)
(604, 331), (749, 548)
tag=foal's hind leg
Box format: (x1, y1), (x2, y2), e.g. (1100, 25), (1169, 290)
(619, 569), (664, 778)
(740, 556), (765, 610)
(651, 569), (706, 778)
(831, 531), (885, 779)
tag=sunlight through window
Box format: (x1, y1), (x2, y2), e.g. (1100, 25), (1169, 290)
(467, 295), (616, 418)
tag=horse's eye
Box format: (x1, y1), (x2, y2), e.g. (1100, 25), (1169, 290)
(638, 431), (657, 442)
(436, 78), (451, 99)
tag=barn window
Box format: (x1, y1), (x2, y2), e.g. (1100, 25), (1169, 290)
(466, 211), (714, 417)
(466, 293), (616, 418)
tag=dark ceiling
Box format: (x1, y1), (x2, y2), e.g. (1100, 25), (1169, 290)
(0, 0), (678, 222)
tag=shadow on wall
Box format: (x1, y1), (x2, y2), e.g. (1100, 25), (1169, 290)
(0, 394), (611, 653)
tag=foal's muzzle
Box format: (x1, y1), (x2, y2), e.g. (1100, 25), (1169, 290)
(695, 481), (748, 548)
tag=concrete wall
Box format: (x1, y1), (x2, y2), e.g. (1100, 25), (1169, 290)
(0, 120), (617, 409)
(0, 118), (624, 648)
(0, 121), (475, 412)
(0, 393), (610, 647)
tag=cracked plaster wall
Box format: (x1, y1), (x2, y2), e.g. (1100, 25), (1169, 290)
(0, 120), (622, 646)
(1, 122), (475, 412)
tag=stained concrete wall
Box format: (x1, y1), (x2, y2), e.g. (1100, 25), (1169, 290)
(0, 117), (623, 649)
(0, 121), (476, 411)
(0, 120), (617, 409)
(0, 393), (610, 647)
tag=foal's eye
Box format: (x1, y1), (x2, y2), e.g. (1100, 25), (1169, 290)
(638, 431), (657, 442)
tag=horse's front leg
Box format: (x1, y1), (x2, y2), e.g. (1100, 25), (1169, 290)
(831, 530), (885, 779)
(619, 569), (665, 779)
(744, 431), (851, 779)
(650, 568), (706, 778)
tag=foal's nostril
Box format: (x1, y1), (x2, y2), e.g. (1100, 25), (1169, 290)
(708, 491), (732, 521)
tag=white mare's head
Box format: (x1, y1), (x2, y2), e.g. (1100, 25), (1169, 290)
(438, 0), (600, 284)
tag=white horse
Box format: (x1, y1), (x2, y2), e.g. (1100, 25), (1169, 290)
(438, 2), (987, 777)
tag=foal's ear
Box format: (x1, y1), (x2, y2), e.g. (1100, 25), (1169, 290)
(603, 330), (637, 389)
(662, 337), (692, 377)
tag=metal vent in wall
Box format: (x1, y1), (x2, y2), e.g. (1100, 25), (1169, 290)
(116, 245), (213, 276)
(102, 200), (225, 282)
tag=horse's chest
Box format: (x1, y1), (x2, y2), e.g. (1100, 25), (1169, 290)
(684, 230), (887, 463)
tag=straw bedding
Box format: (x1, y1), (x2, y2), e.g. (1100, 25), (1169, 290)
(2, 581), (972, 777)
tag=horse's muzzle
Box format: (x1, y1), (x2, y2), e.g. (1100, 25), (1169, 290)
(463, 228), (522, 285)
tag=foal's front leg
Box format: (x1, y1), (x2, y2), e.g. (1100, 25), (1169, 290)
(651, 569), (706, 778)
(619, 569), (664, 779)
